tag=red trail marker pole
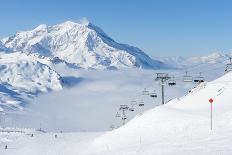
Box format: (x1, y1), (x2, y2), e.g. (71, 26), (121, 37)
(209, 99), (214, 130)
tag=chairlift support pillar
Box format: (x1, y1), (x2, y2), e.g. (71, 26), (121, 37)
(225, 57), (232, 73)
(119, 105), (129, 125)
(155, 73), (171, 104)
(0, 111), (6, 128)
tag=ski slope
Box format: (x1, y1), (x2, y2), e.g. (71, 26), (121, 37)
(1, 72), (232, 154)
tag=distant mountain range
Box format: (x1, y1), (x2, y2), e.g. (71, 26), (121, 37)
(160, 52), (232, 68)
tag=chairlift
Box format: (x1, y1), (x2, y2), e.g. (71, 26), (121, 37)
(138, 101), (145, 107)
(183, 72), (193, 82)
(150, 91), (157, 98)
(225, 64), (232, 72)
(168, 77), (176, 86)
(194, 72), (204, 83)
(130, 100), (137, 106)
(122, 115), (127, 120)
(225, 57), (232, 73)
(129, 107), (135, 111)
(115, 112), (121, 118)
(142, 88), (149, 95)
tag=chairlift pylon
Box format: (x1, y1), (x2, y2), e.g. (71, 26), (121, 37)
(225, 57), (232, 73)
(119, 105), (129, 110)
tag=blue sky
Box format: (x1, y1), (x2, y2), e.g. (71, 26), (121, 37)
(0, 0), (232, 58)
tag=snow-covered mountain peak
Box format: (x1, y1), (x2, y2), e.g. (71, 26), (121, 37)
(79, 18), (90, 25)
(53, 21), (82, 30)
(1, 20), (165, 70)
(57, 20), (89, 27)
(34, 24), (48, 31)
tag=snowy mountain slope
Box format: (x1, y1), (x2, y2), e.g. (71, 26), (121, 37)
(89, 72), (232, 154)
(0, 61), (62, 93)
(0, 83), (27, 111)
(1, 72), (232, 154)
(0, 56), (63, 111)
(1, 21), (165, 70)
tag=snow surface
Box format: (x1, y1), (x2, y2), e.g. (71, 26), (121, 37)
(0, 52), (63, 110)
(0, 72), (232, 155)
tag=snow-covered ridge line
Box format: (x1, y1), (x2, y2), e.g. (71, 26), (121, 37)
(160, 52), (232, 68)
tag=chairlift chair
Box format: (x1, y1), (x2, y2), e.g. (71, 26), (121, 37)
(122, 116), (127, 120)
(138, 101), (145, 107)
(142, 88), (149, 95)
(183, 72), (193, 82)
(194, 72), (204, 83)
(131, 100), (137, 106)
(115, 112), (121, 118)
(168, 77), (176, 86)
(150, 91), (157, 98)
(129, 101), (136, 111)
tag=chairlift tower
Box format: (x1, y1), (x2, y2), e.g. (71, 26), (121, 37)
(155, 73), (171, 104)
(225, 57), (232, 73)
(0, 111), (6, 128)
(119, 105), (129, 125)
